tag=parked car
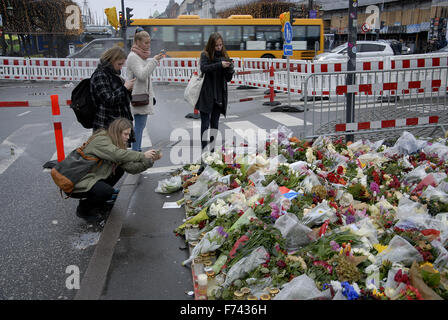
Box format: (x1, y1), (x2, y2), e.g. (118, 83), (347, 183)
(66, 38), (130, 59)
(314, 40), (396, 61)
(434, 45), (448, 53)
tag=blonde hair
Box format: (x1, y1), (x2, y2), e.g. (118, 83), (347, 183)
(107, 118), (133, 149)
(100, 46), (127, 64)
(134, 30), (150, 45)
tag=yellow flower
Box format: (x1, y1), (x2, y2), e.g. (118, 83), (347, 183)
(373, 244), (388, 254)
(420, 262), (434, 268)
(420, 262), (439, 273)
(372, 289), (384, 298)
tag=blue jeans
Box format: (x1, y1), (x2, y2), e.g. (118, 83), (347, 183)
(132, 114), (148, 152)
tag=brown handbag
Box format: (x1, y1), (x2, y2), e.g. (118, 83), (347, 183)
(131, 93), (150, 106)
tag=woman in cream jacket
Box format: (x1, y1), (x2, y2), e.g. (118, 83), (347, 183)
(126, 28), (164, 151)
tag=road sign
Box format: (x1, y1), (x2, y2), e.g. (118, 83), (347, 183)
(361, 23), (370, 33)
(283, 44), (293, 56)
(284, 21), (292, 44)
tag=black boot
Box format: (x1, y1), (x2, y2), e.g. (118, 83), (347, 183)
(76, 200), (104, 223)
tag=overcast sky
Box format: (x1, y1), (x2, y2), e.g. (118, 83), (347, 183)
(74, 0), (183, 21)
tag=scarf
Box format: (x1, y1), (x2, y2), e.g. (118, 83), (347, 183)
(132, 45), (150, 60)
(99, 59), (121, 76)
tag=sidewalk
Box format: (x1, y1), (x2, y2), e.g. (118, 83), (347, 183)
(75, 151), (195, 300)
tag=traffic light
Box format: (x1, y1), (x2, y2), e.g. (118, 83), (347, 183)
(126, 7), (134, 26)
(119, 11), (124, 27)
(279, 12), (290, 32)
(104, 7), (119, 30)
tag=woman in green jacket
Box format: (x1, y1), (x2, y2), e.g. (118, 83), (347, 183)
(70, 118), (162, 222)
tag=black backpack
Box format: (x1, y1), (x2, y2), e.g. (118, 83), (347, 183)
(70, 78), (96, 129)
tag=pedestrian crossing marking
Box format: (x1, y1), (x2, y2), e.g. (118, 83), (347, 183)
(0, 124), (46, 175)
(141, 127), (152, 148)
(261, 112), (312, 126)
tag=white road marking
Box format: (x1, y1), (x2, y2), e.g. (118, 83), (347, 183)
(17, 111), (31, 117)
(141, 128), (152, 148)
(0, 124), (46, 175)
(261, 112), (312, 126)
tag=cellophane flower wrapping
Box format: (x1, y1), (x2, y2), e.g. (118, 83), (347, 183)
(376, 235), (423, 266)
(222, 246), (269, 288)
(182, 226), (228, 266)
(273, 274), (328, 300)
(155, 175), (182, 193)
(274, 212), (316, 251)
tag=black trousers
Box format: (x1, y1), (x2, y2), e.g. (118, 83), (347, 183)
(200, 104), (221, 150)
(71, 167), (124, 208)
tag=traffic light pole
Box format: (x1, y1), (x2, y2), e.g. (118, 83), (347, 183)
(346, 0), (358, 143)
(121, 0), (127, 50)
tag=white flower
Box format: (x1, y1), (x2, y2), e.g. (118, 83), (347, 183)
(327, 143), (336, 153)
(384, 287), (397, 298)
(352, 283), (361, 295)
(356, 168), (365, 179)
(366, 281), (378, 291)
(204, 156), (214, 165)
(330, 280), (342, 292)
(305, 148), (315, 164)
(256, 155), (269, 166)
(189, 164), (200, 171)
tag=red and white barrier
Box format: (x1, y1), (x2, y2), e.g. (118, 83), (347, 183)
(50, 95), (65, 162)
(334, 79), (446, 96)
(0, 99), (71, 107)
(0, 57), (29, 80)
(2, 53), (448, 100)
(335, 116), (439, 133)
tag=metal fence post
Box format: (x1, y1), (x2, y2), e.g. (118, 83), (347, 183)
(346, 0), (358, 142)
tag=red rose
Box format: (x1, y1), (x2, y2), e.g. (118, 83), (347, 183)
(276, 260), (287, 269)
(337, 166), (344, 175)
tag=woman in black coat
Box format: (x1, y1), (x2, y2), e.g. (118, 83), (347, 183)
(90, 46), (136, 133)
(195, 32), (234, 151)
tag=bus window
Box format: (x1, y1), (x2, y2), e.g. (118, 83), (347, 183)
(216, 26), (242, 51)
(255, 26), (281, 50)
(150, 26), (176, 51)
(292, 25), (321, 50)
(292, 26), (306, 50)
(178, 26), (203, 50)
(307, 26), (321, 50)
(203, 26), (216, 45)
(242, 26), (256, 50)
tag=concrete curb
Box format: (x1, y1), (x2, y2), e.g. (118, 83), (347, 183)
(74, 173), (140, 300)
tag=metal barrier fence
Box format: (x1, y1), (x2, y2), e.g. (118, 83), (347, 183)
(302, 66), (448, 139)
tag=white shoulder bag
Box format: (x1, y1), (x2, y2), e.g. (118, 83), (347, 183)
(184, 70), (204, 107)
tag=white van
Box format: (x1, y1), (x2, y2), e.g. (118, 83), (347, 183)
(314, 40), (395, 61)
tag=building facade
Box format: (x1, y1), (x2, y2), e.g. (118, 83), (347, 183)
(320, 0), (448, 53)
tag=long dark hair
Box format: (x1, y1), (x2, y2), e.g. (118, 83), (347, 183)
(203, 32), (229, 61)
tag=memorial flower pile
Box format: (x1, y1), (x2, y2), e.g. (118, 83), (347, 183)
(176, 128), (448, 300)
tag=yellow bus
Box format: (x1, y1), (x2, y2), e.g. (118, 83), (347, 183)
(130, 15), (324, 60)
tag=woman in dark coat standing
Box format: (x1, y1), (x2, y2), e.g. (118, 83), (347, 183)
(90, 46), (136, 134)
(195, 32), (234, 151)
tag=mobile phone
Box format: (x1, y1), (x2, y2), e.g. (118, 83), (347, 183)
(160, 49), (167, 55)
